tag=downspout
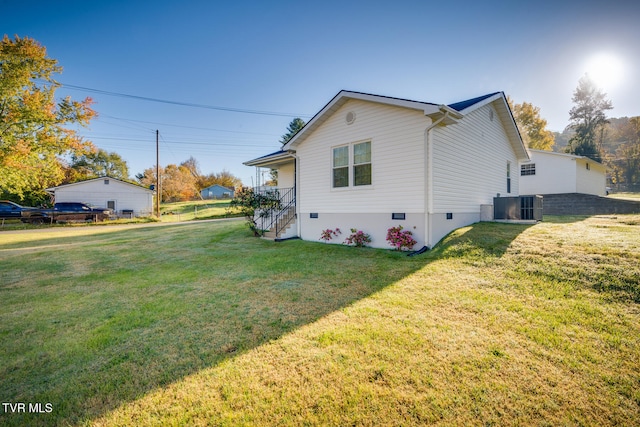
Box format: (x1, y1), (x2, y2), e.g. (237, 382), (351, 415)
(423, 110), (450, 249)
(288, 150), (300, 239)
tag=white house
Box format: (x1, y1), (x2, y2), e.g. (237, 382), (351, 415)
(46, 177), (154, 217)
(519, 149), (608, 196)
(245, 90), (529, 249)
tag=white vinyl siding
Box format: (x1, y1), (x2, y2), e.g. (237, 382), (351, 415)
(51, 178), (154, 216)
(297, 99), (427, 214)
(576, 158), (608, 196)
(519, 150), (606, 196)
(431, 105), (520, 212)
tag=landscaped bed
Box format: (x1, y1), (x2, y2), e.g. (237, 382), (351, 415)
(1, 216), (638, 426)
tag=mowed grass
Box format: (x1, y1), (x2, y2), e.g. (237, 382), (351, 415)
(609, 192), (640, 202)
(1, 216), (639, 426)
(160, 199), (241, 222)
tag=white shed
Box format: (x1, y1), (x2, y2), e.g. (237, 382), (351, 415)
(519, 150), (607, 196)
(46, 177), (154, 217)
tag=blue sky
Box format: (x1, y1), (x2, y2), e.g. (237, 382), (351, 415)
(2, 0), (639, 186)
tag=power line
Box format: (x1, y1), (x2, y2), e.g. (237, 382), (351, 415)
(100, 114), (280, 136)
(56, 81), (312, 118)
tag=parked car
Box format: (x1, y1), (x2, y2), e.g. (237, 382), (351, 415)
(0, 200), (33, 219)
(21, 202), (115, 224)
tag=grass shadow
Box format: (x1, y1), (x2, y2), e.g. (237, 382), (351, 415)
(0, 220), (531, 426)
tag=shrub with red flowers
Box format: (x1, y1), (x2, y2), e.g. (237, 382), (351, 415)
(320, 228), (341, 242)
(386, 225), (417, 251)
(343, 228), (372, 247)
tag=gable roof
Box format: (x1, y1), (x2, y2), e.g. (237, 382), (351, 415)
(201, 184), (234, 192)
(454, 91), (529, 161)
(46, 177), (154, 193)
(281, 90), (463, 151)
(279, 90), (528, 160)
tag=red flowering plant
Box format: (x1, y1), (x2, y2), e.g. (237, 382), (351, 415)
(386, 225), (417, 251)
(343, 228), (372, 247)
(320, 228), (341, 242)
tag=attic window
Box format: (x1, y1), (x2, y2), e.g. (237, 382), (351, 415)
(104, 179), (110, 185)
(489, 110), (494, 121)
(586, 163), (590, 170)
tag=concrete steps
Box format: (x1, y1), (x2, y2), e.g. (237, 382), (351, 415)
(262, 206), (296, 239)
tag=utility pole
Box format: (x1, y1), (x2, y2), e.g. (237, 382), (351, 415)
(156, 129), (160, 218)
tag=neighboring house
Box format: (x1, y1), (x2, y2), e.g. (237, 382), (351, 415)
(245, 90), (529, 249)
(46, 177), (154, 217)
(200, 184), (235, 199)
(519, 149), (608, 197)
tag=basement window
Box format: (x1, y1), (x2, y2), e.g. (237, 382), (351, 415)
(392, 213), (406, 220)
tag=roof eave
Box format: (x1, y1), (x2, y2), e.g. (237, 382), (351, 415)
(243, 151), (295, 167)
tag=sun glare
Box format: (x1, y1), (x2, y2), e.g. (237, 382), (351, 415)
(584, 52), (625, 91)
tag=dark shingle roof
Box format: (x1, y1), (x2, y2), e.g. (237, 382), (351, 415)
(448, 92), (501, 112)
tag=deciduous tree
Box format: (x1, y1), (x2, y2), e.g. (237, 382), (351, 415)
(66, 149), (129, 182)
(508, 97), (555, 150)
(0, 35), (96, 199)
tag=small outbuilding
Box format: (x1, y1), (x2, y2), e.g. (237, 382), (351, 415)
(46, 177), (154, 217)
(200, 184), (234, 199)
(519, 149), (608, 197)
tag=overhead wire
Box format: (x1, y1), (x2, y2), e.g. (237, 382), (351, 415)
(55, 81), (313, 118)
(42, 79), (289, 174)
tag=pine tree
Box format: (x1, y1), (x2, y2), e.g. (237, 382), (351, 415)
(567, 75), (613, 162)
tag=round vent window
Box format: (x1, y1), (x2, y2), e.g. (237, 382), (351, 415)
(345, 111), (356, 125)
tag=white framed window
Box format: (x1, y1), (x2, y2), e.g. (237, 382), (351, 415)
(332, 141), (372, 188)
(521, 163), (536, 176)
(332, 146), (349, 188)
(353, 141), (371, 186)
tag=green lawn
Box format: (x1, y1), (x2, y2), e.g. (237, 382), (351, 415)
(1, 216), (639, 426)
(609, 192), (640, 202)
(160, 199), (241, 222)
